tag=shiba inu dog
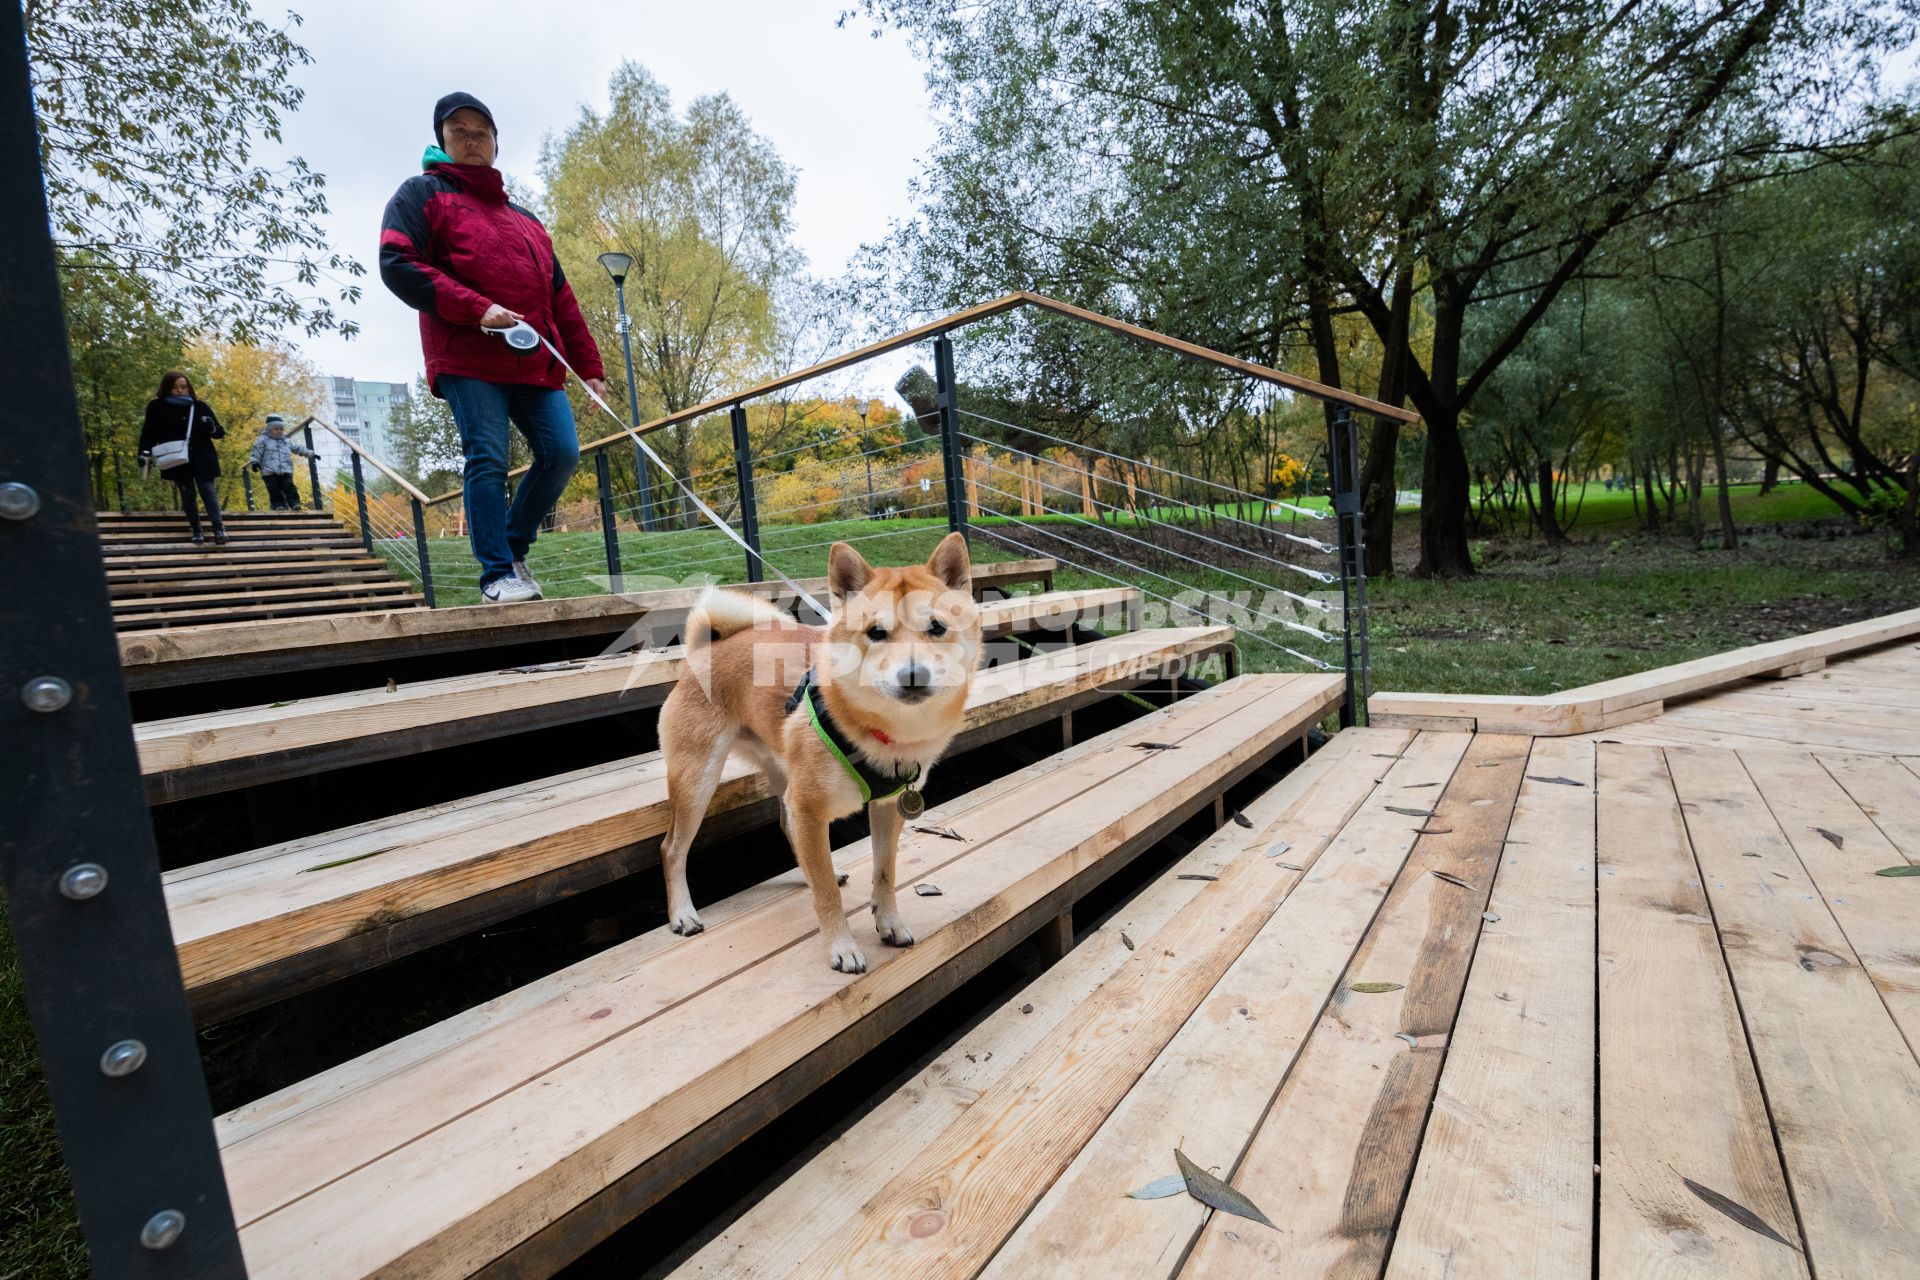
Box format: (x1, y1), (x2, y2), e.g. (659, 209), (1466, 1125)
(656, 532), (982, 973)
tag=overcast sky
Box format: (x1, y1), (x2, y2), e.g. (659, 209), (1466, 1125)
(274, 0), (937, 396)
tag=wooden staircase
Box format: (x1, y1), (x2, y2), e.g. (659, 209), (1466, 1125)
(97, 510), (424, 630)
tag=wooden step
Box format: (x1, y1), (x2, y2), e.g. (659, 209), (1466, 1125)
(111, 568), (398, 599)
(98, 510), (339, 521)
(114, 581), (420, 614)
(215, 673), (1336, 1279)
(167, 617), (1236, 1021)
(107, 547), (391, 573)
(118, 558), (1067, 691)
(99, 536), (365, 558)
(114, 594), (425, 633)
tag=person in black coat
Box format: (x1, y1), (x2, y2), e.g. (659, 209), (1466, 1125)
(138, 370), (228, 545)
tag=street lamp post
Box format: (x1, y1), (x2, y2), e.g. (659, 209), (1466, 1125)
(858, 401), (874, 520)
(598, 251), (654, 533)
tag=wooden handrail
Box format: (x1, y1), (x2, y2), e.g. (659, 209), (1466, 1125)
(301, 416), (432, 505)
(420, 291), (1420, 507)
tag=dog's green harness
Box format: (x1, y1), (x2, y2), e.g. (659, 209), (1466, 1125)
(786, 668), (923, 810)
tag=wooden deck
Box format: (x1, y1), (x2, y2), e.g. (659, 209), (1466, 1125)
(682, 642), (1920, 1279)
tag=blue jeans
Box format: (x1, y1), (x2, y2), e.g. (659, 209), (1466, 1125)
(440, 377), (582, 588)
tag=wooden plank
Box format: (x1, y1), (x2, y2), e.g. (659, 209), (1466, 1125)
(681, 727), (1417, 1280)
(115, 558), (1063, 684)
(111, 570), (395, 598)
(1665, 746), (1920, 1276)
(164, 632), (1280, 1007)
(1593, 744), (1807, 1276)
(1171, 733), (1531, 1280)
(1712, 679), (1920, 714)
(1741, 750), (1920, 1056)
(1581, 720), (1894, 759)
(1821, 751), (1920, 862)
(224, 679), (1317, 1279)
(1658, 704), (1920, 755)
(1385, 737), (1598, 1280)
(114, 595), (424, 633)
(1680, 688), (1920, 732)
(808, 733), (1475, 1278)
(136, 620), (1215, 795)
(1369, 609), (1920, 733)
(112, 581), (417, 611)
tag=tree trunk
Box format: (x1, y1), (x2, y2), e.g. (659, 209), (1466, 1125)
(1536, 457), (1566, 545)
(1358, 264), (1416, 577)
(1710, 428), (1739, 550)
(1416, 402), (1475, 577)
(1686, 448), (1705, 550)
(1640, 458), (1660, 532)
(1760, 453), (1781, 494)
(1900, 461), (1919, 559)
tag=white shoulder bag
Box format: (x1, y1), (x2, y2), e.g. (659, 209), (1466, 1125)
(151, 403), (195, 473)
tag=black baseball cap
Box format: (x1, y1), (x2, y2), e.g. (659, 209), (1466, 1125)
(434, 92), (497, 145)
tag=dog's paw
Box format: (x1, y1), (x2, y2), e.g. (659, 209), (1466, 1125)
(873, 906), (915, 948)
(669, 906), (706, 936)
(828, 935), (868, 974)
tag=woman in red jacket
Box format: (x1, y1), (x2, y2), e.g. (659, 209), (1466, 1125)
(379, 92), (608, 604)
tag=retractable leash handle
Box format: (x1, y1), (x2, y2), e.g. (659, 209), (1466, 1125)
(492, 320), (832, 620)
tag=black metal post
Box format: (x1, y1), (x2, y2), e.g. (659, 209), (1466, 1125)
(411, 497), (436, 607)
(350, 452), (373, 554)
(303, 421), (323, 511)
(613, 280), (654, 532)
(594, 449), (622, 587)
(112, 452), (126, 513)
(730, 403), (763, 582)
(241, 465), (255, 512)
(933, 334), (967, 538)
(0, 2), (247, 1271)
(1326, 406), (1370, 727)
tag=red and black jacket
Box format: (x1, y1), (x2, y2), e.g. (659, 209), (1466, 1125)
(379, 160), (604, 395)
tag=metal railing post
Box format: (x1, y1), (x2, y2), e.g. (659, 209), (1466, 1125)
(0, 0), (248, 1268)
(303, 422), (324, 511)
(933, 333), (967, 539)
(411, 496), (436, 607)
(730, 403), (763, 582)
(241, 465), (255, 511)
(350, 452), (373, 553)
(595, 449), (622, 588)
(1327, 406), (1369, 726)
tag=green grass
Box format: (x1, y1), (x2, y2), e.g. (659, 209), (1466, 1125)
(0, 911), (88, 1279)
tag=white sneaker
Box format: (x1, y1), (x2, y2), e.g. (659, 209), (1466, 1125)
(482, 575), (540, 605)
(512, 558), (543, 599)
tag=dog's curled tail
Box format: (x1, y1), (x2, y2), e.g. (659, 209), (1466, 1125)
(689, 587), (788, 644)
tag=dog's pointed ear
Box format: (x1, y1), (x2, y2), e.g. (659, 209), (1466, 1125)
(828, 542), (872, 600)
(927, 531), (971, 591)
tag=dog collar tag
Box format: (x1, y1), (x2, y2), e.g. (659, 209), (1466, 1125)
(898, 788), (926, 819)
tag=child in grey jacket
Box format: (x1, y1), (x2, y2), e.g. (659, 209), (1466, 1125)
(250, 415), (315, 510)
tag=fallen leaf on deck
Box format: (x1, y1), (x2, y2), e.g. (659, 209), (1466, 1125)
(1417, 826), (1454, 836)
(1175, 1149), (1275, 1228)
(1121, 931), (1136, 950)
(299, 847), (395, 872)
(1274, 863), (1305, 871)
(1020, 1003), (1033, 1014)
(1134, 741), (1181, 751)
(1876, 865), (1920, 877)
(1231, 810), (1253, 828)
(1742, 852), (1762, 858)
(1349, 981), (1405, 994)
(1404, 781), (1440, 788)
(1127, 1174), (1187, 1201)
(1177, 874), (1219, 881)
(1396, 1032), (1417, 1048)
(1430, 871), (1474, 890)
(1482, 911), (1501, 922)
(913, 883), (942, 896)
(268, 700), (294, 709)
(1814, 828), (1844, 849)
(1266, 841), (1292, 858)
(1387, 806), (1435, 818)
(1527, 775), (1583, 786)
(912, 824), (967, 841)
(385, 677), (398, 694)
(1681, 1176), (1799, 1250)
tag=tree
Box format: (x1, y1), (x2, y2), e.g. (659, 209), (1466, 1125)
(61, 256), (186, 509)
(388, 375), (483, 492)
(26, 0), (362, 339)
(540, 62), (800, 520)
(182, 335), (325, 505)
(855, 0), (1913, 575)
